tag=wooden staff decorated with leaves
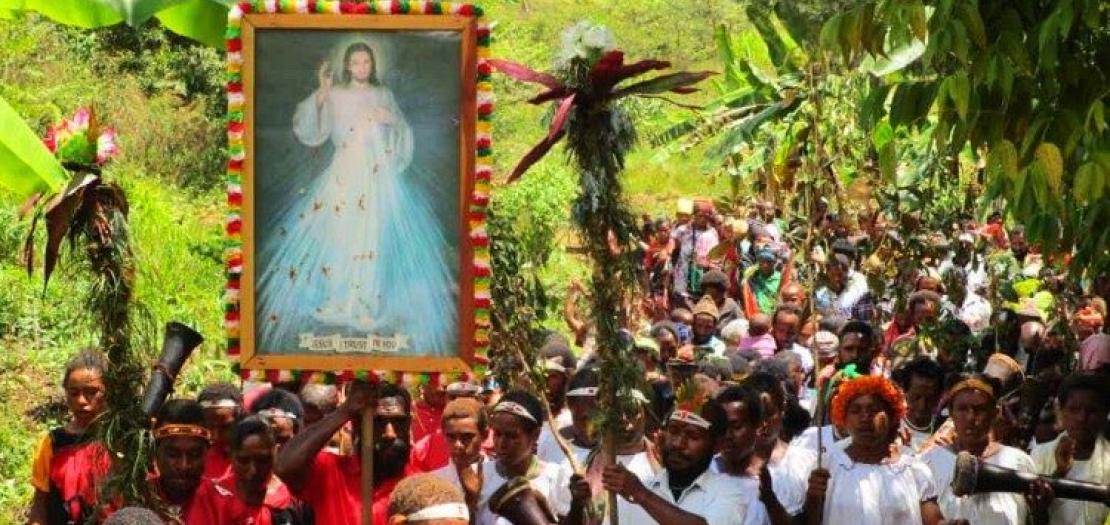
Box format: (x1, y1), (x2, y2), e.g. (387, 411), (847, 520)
(493, 21), (711, 525)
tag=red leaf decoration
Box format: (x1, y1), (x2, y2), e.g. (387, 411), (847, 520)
(23, 210), (40, 278)
(548, 94), (577, 140)
(615, 59), (671, 78)
(18, 192), (43, 219)
(670, 86), (700, 94)
(611, 70), (715, 99)
(593, 58), (671, 93)
(488, 59), (563, 89)
(590, 50), (625, 78)
(42, 174), (100, 288)
(528, 87), (572, 105)
(507, 129), (567, 183)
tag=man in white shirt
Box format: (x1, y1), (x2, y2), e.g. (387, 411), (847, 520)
(892, 357), (946, 451)
(430, 398), (488, 493)
(536, 344), (577, 464)
(770, 304), (815, 376)
(468, 391), (590, 525)
(1030, 373), (1110, 525)
(709, 383), (790, 525)
(601, 387), (767, 525)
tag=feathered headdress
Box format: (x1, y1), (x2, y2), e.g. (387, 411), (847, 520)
(669, 378), (712, 429)
(43, 107), (118, 166)
(830, 375), (907, 428)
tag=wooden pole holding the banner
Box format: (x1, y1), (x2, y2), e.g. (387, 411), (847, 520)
(361, 407), (375, 525)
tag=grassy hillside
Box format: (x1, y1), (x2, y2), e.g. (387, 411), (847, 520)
(0, 2), (747, 521)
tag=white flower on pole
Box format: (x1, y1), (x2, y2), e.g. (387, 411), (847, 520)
(557, 21), (616, 68)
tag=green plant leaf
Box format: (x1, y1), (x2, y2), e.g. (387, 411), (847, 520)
(879, 141), (897, 183)
(957, 1), (987, 48)
(871, 120), (894, 150)
(864, 40), (926, 76)
(155, 0), (230, 48)
(0, 96), (68, 200)
(819, 14), (843, 54)
(890, 82), (918, 128)
(910, 0), (929, 40)
(4, 0), (123, 27)
(705, 100), (798, 163)
(715, 25), (742, 90)
(838, 9), (862, 61)
(1086, 99), (1106, 133)
(734, 29), (779, 88)
(1034, 142), (1063, 192)
(857, 84), (890, 131)
(944, 73), (970, 121)
(106, 0), (183, 26)
(1029, 164), (1050, 208)
(986, 139), (1019, 186)
(1073, 162), (1095, 203)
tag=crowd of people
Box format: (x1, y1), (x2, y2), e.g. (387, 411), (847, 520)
(27, 196), (1110, 525)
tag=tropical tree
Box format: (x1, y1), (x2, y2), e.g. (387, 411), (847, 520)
(823, 0), (1108, 274)
(660, 0), (1106, 279)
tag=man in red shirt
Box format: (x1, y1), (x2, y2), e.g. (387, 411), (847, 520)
(188, 415), (307, 525)
(198, 382), (243, 480)
(412, 379), (447, 443)
(150, 399), (212, 523)
(275, 381), (415, 525)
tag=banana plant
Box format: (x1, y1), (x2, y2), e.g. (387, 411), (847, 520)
(649, 20), (807, 188)
(1, 99), (129, 289)
(0, 0), (233, 47)
(0, 96), (68, 202)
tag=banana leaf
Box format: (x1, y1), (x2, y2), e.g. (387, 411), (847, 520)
(0, 0), (123, 27)
(0, 96), (68, 200)
(156, 0), (233, 48)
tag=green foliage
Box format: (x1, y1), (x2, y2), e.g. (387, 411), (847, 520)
(155, 0), (231, 47)
(2, 0), (233, 47)
(822, 0), (1110, 274)
(0, 96), (67, 199)
(0, 0), (124, 28)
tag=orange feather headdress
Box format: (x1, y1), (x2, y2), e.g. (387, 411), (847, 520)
(830, 375), (907, 428)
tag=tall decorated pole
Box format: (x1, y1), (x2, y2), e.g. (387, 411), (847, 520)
(21, 108), (164, 506)
(493, 22), (711, 524)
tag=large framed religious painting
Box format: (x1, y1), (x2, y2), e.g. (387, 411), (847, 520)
(224, 2), (493, 379)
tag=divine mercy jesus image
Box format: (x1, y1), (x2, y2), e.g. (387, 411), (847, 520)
(254, 35), (459, 357)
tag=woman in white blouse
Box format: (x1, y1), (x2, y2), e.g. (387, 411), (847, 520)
(802, 376), (944, 525)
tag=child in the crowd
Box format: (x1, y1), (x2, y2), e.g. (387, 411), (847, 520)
(739, 313), (776, 359)
(28, 349), (113, 525)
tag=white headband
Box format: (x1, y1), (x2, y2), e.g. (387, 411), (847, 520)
(257, 408), (298, 420)
(493, 401), (537, 423)
(565, 388), (648, 403)
(566, 387), (598, 398)
(405, 502), (469, 521)
(446, 382), (483, 395)
(669, 409), (712, 429)
(544, 358), (567, 373)
(199, 399), (240, 409)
